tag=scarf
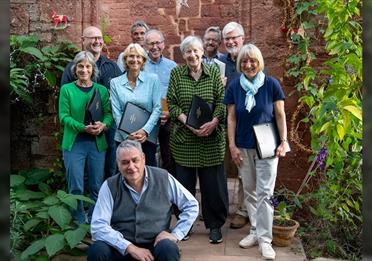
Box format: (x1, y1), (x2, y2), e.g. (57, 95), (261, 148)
(240, 71), (265, 112)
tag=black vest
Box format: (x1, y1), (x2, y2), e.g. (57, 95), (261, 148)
(107, 166), (172, 244)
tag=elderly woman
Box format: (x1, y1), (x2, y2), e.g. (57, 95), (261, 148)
(223, 44), (290, 260)
(59, 51), (112, 224)
(110, 43), (161, 166)
(167, 35), (228, 244)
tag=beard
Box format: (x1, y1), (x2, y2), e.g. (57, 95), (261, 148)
(226, 46), (240, 56)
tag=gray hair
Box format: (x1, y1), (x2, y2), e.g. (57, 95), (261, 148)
(144, 29), (165, 42)
(236, 44), (265, 72)
(222, 22), (245, 38)
(203, 26), (222, 43)
(70, 51), (99, 80)
(116, 140), (143, 159)
(180, 35), (204, 55)
(130, 19), (149, 33)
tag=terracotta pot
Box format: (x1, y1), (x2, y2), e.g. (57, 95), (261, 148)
(272, 219), (299, 247)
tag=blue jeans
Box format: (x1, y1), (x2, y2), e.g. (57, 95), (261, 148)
(104, 123), (118, 179)
(87, 239), (179, 261)
(63, 139), (105, 224)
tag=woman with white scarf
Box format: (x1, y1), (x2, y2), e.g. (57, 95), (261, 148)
(223, 44), (290, 260)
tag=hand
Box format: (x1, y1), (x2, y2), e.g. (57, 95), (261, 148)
(85, 124), (100, 136)
(276, 141), (290, 157)
(229, 145), (242, 167)
(221, 76), (227, 87)
(129, 129), (147, 143)
(160, 111), (170, 125)
(154, 231), (178, 246)
(93, 121), (106, 135)
(197, 118), (219, 137)
(126, 244), (154, 261)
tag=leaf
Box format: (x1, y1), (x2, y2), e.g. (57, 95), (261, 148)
(57, 190), (77, 210)
(344, 105), (362, 120)
(43, 195), (59, 206)
(35, 256), (49, 261)
(319, 121), (331, 133)
(21, 238), (45, 260)
(10, 175), (25, 187)
(38, 183), (51, 194)
(48, 205), (72, 229)
(336, 124), (345, 140)
(64, 224), (90, 249)
(36, 211), (49, 219)
(14, 189), (45, 201)
(45, 234), (65, 256)
(24, 218), (42, 231)
(44, 71), (57, 87)
(25, 169), (50, 185)
(21, 46), (44, 60)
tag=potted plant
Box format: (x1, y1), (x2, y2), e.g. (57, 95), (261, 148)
(270, 187), (301, 247)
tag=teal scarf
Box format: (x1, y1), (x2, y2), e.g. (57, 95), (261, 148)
(240, 71), (265, 112)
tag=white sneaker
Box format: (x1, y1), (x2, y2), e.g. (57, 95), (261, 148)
(259, 242), (276, 260)
(239, 232), (258, 248)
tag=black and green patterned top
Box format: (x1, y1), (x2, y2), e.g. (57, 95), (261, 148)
(167, 63), (226, 167)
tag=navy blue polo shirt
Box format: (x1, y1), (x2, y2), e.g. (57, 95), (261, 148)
(223, 75), (285, 149)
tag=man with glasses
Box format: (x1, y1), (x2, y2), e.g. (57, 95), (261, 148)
(143, 29), (177, 174)
(219, 22), (250, 229)
(202, 26), (224, 65)
(61, 26), (122, 180)
(117, 20), (149, 72)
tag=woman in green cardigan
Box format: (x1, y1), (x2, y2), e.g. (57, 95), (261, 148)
(59, 51), (112, 224)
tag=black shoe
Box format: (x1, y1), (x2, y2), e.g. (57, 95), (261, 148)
(209, 228), (223, 244)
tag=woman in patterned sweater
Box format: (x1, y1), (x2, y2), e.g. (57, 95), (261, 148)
(167, 35), (228, 244)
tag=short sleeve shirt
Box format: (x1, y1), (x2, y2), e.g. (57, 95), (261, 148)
(223, 75), (285, 149)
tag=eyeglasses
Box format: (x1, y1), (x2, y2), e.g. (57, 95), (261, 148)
(83, 36), (103, 41)
(223, 35), (243, 42)
(204, 38), (219, 43)
(146, 41), (164, 47)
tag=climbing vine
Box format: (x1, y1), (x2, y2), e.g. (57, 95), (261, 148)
(285, 0), (362, 259)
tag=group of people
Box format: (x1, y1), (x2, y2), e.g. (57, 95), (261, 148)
(58, 19), (290, 261)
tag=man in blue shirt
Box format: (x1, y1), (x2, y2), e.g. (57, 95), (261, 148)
(88, 140), (198, 261)
(219, 22), (250, 229)
(202, 26), (224, 66)
(143, 29), (177, 174)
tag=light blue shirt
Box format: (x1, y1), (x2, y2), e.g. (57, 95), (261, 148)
(90, 168), (199, 255)
(117, 52), (125, 73)
(144, 56), (177, 98)
(110, 71), (162, 142)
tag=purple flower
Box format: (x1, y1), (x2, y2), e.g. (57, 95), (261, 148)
(316, 147), (327, 170)
(269, 196), (279, 208)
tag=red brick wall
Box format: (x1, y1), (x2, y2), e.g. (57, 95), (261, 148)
(10, 0), (310, 190)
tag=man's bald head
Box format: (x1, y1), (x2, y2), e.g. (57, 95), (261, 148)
(82, 26), (104, 59)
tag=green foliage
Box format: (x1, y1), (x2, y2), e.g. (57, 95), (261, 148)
(10, 34), (78, 104)
(286, 0), (362, 259)
(10, 169), (93, 260)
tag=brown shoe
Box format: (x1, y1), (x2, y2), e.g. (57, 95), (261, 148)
(230, 214), (248, 229)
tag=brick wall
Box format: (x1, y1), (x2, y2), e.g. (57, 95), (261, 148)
(10, 0), (311, 190)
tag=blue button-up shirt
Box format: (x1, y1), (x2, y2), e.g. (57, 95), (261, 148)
(110, 71), (162, 142)
(144, 56), (177, 98)
(90, 168), (199, 255)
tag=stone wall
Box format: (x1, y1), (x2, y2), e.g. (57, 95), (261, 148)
(10, 0), (311, 190)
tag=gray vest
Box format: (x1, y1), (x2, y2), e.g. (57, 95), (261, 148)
(107, 166), (172, 244)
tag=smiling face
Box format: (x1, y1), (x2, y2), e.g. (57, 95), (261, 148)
(75, 59), (93, 82)
(203, 31), (220, 55)
(223, 29), (244, 57)
(117, 147), (146, 186)
(240, 56), (260, 80)
(124, 48), (145, 72)
(145, 31), (164, 62)
(82, 27), (103, 57)
(183, 44), (203, 71)
(131, 26), (147, 46)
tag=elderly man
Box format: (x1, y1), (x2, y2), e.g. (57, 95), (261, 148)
(88, 140), (198, 261)
(219, 22), (249, 229)
(143, 29), (177, 174)
(117, 20), (149, 72)
(61, 26), (122, 180)
(202, 26), (224, 65)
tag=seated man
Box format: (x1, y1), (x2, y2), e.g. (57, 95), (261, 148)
(88, 140), (199, 261)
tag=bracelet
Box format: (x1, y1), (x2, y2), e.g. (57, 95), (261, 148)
(281, 139), (288, 143)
